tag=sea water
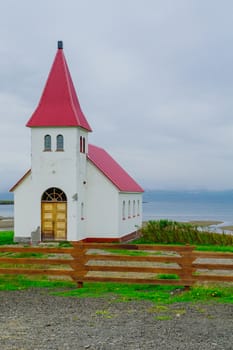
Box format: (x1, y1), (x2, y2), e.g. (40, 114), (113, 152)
(0, 204), (14, 218)
(142, 190), (233, 227)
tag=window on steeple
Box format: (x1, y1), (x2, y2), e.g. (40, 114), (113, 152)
(44, 135), (51, 151)
(56, 134), (64, 151)
(80, 136), (83, 153)
(80, 136), (86, 153)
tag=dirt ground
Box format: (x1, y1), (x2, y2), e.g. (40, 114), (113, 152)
(0, 289), (232, 350)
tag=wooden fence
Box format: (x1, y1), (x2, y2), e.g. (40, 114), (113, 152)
(0, 243), (233, 288)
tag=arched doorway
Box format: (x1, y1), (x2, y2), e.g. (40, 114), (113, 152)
(41, 188), (67, 241)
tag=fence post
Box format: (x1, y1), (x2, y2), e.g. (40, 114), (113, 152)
(179, 245), (195, 290)
(77, 281), (84, 289)
(70, 243), (87, 288)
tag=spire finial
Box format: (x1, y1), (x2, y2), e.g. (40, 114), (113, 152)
(58, 41), (63, 49)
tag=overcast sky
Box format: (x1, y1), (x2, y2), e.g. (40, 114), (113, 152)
(1, 0), (233, 192)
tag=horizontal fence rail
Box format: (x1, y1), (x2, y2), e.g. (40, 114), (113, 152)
(0, 243), (232, 288)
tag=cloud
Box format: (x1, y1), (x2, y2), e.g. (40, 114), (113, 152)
(1, 1), (233, 192)
(0, 93), (31, 191)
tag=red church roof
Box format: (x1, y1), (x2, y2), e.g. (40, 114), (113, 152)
(26, 42), (92, 131)
(88, 144), (144, 193)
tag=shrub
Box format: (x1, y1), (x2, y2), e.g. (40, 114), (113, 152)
(140, 220), (233, 246)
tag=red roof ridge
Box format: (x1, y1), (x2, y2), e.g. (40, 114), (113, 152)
(26, 42), (92, 131)
(88, 144), (144, 193)
(10, 169), (31, 192)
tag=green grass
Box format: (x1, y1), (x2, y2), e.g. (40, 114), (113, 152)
(0, 231), (14, 245)
(107, 249), (149, 256)
(0, 276), (232, 304)
(195, 245), (233, 253)
(0, 232), (73, 248)
(157, 273), (179, 280)
(0, 252), (48, 258)
(52, 282), (184, 301)
(0, 274), (75, 291)
(53, 282), (233, 304)
(58, 241), (73, 247)
(155, 315), (172, 321)
(107, 244), (233, 254)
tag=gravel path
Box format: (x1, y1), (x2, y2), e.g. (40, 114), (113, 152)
(0, 289), (232, 350)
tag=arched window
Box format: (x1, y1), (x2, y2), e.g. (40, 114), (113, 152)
(41, 187), (67, 201)
(44, 135), (51, 151)
(56, 134), (64, 151)
(122, 201), (126, 220)
(133, 200), (136, 217)
(137, 200), (140, 216)
(81, 202), (84, 220)
(128, 200), (131, 218)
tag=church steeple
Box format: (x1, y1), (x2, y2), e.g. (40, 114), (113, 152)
(26, 41), (92, 131)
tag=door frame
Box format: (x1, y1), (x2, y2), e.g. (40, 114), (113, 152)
(41, 188), (67, 241)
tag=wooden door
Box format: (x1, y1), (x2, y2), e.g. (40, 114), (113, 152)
(41, 202), (67, 240)
(54, 202), (67, 240)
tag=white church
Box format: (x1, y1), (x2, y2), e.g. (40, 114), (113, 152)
(10, 41), (144, 243)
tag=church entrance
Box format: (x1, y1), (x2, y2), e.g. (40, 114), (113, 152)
(41, 188), (67, 241)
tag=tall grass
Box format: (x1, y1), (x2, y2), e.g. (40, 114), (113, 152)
(139, 220), (233, 246)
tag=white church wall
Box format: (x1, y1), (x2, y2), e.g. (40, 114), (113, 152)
(86, 161), (119, 238)
(13, 173), (38, 240)
(31, 127), (86, 183)
(118, 193), (143, 237)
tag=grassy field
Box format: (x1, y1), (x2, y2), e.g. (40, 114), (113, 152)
(0, 274), (75, 291)
(0, 275), (232, 304)
(0, 228), (232, 304)
(53, 282), (233, 304)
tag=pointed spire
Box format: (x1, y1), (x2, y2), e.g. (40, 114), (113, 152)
(26, 42), (92, 131)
